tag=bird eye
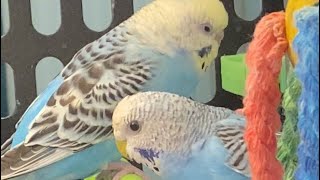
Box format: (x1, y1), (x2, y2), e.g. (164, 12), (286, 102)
(201, 23), (213, 34)
(204, 25), (211, 32)
(129, 120), (141, 132)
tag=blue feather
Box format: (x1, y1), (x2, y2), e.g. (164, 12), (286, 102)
(10, 140), (120, 180)
(138, 118), (249, 180)
(294, 6), (319, 180)
(142, 49), (200, 97)
(9, 75), (122, 179)
(160, 136), (249, 180)
(12, 75), (64, 147)
(7, 48), (201, 179)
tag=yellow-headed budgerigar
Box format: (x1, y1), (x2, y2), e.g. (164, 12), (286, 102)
(112, 91), (251, 180)
(0, 0), (228, 179)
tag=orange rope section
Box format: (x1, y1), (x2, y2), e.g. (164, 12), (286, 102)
(242, 12), (287, 180)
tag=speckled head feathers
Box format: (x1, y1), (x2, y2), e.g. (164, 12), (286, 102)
(112, 91), (232, 150)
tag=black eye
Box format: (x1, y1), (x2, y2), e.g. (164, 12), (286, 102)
(204, 25), (211, 32)
(129, 120), (140, 132)
(201, 23), (213, 34)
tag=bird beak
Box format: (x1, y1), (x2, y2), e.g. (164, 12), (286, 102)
(198, 45), (212, 58)
(115, 140), (129, 159)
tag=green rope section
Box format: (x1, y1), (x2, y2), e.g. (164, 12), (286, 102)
(277, 71), (301, 180)
(84, 158), (142, 180)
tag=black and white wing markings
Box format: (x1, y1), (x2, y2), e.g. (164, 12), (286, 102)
(0, 89), (56, 155)
(62, 23), (131, 79)
(1, 144), (72, 179)
(1, 136), (12, 155)
(25, 55), (155, 149)
(216, 123), (251, 177)
(0, 23), (131, 155)
(1, 31), (156, 179)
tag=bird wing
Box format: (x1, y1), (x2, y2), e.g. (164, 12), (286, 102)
(215, 117), (251, 177)
(1, 24), (157, 179)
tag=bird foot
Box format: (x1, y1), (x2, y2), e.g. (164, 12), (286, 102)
(99, 162), (150, 180)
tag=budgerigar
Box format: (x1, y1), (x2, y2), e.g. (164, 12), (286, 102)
(112, 92), (251, 180)
(0, 0), (228, 179)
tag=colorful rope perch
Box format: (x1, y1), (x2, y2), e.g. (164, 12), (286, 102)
(277, 72), (301, 180)
(242, 12), (287, 180)
(293, 6), (319, 180)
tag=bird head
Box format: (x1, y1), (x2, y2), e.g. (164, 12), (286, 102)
(112, 92), (200, 171)
(128, 0), (228, 73)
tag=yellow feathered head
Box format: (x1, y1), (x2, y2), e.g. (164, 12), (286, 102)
(128, 0), (228, 74)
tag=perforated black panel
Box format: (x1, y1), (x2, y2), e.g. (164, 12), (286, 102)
(1, 0), (284, 143)
(208, 0), (284, 109)
(1, 0), (133, 143)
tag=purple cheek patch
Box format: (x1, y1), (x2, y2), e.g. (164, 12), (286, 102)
(135, 148), (161, 164)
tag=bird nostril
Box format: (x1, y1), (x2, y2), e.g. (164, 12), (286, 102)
(202, 62), (205, 69)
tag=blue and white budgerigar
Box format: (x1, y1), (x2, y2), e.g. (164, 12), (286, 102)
(1, 0), (228, 179)
(112, 92), (251, 180)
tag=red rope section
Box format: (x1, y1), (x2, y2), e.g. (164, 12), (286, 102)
(243, 12), (288, 180)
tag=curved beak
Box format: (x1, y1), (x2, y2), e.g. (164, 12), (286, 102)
(115, 140), (129, 159)
(116, 140), (144, 170)
(198, 45), (212, 58)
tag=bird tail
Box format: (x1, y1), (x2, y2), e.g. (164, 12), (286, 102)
(1, 135), (13, 156)
(1, 143), (72, 180)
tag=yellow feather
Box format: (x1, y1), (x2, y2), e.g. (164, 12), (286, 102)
(285, 0), (318, 66)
